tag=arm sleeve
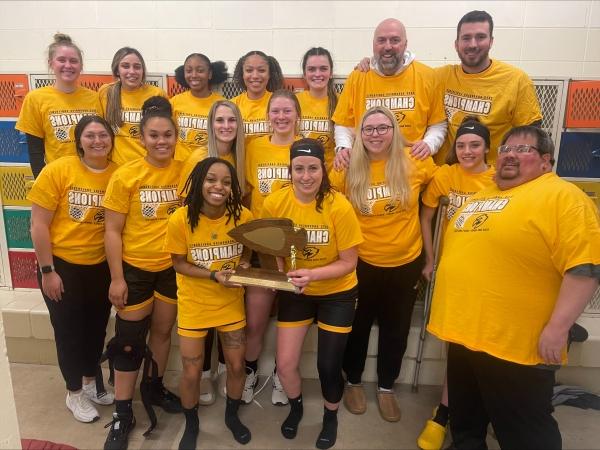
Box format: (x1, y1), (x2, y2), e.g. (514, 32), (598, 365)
(422, 121), (448, 155)
(26, 134), (46, 178)
(164, 210), (188, 255)
(334, 125), (354, 149)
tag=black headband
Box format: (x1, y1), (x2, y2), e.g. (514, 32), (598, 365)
(455, 120), (490, 149)
(290, 142), (325, 162)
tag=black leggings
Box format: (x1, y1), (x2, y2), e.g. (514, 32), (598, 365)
(318, 328), (350, 403)
(38, 256), (111, 391)
(343, 256), (422, 389)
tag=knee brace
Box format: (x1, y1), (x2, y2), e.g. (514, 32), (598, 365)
(105, 315), (151, 372)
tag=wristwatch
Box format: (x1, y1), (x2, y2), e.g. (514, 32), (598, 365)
(40, 265), (55, 274)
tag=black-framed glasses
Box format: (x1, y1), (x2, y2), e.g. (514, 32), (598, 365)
(497, 144), (539, 154)
(361, 125), (393, 136)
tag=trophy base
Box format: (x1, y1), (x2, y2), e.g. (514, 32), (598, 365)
(226, 267), (298, 292)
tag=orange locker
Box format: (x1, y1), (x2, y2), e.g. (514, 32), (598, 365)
(0, 74), (29, 117)
(564, 80), (600, 128)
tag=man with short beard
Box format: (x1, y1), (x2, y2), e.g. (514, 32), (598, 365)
(427, 125), (599, 450)
(332, 18), (447, 162)
(434, 10), (542, 167)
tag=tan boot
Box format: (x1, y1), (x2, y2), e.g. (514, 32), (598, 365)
(343, 383), (367, 414)
(376, 390), (401, 422)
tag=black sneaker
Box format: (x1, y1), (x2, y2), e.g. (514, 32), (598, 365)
(104, 413), (136, 450)
(151, 384), (183, 413)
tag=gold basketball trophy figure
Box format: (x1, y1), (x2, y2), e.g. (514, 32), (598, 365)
(225, 218), (307, 292)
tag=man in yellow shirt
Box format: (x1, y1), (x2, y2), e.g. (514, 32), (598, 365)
(428, 126), (599, 449)
(332, 18), (447, 162)
(435, 10), (542, 166)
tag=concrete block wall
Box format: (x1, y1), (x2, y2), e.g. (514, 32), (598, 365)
(0, 1), (599, 77)
(2, 289), (600, 392)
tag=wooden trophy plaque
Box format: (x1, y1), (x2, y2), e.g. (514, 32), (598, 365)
(225, 218), (307, 292)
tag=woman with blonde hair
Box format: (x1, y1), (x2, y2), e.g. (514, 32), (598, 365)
(242, 88), (301, 406)
(329, 106), (437, 423)
(99, 47), (167, 165)
(16, 33), (102, 177)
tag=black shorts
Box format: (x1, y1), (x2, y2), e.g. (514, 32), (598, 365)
(122, 261), (177, 311)
(277, 286), (358, 333)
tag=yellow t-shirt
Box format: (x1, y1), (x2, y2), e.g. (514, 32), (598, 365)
(16, 86), (103, 163)
(245, 135), (297, 217)
(27, 156), (117, 265)
(296, 90), (336, 170)
(428, 173), (600, 366)
(98, 83), (168, 166)
(170, 91), (224, 161)
(103, 158), (182, 271)
(332, 63), (446, 144)
(329, 150), (437, 267)
(262, 186), (363, 296)
(165, 206), (254, 329)
(435, 60), (542, 166)
(422, 164), (495, 221)
(177, 150), (235, 197)
(231, 91), (272, 144)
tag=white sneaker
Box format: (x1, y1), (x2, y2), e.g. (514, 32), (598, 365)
(66, 390), (100, 423)
(241, 367), (257, 404)
(271, 371), (288, 406)
(199, 370), (216, 405)
(82, 381), (115, 406)
(216, 362), (227, 398)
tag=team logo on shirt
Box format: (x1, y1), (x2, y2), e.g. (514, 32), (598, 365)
(299, 118), (331, 147)
(244, 119), (271, 136)
(177, 115), (208, 146)
(454, 197), (509, 231)
(67, 188), (105, 224)
(190, 241), (244, 270)
(446, 190), (474, 220)
(49, 110), (97, 142)
(365, 93), (415, 125)
(120, 109), (142, 138)
(444, 90), (492, 122)
(256, 164), (289, 194)
(360, 183), (398, 216)
(139, 186), (179, 219)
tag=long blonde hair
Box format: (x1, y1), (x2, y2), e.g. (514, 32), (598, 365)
(346, 106), (411, 212)
(206, 100), (246, 195)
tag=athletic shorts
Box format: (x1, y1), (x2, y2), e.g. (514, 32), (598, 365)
(122, 261), (177, 311)
(277, 286), (358, 333)
(178, 319), (246, 338)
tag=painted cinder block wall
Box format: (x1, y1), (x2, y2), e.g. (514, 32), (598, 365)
(0, 0), (599, 78)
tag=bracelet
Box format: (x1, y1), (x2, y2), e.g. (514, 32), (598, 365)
(210, 270), (218, 283)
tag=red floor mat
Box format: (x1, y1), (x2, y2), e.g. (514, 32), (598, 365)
(21, 439), (77, 450)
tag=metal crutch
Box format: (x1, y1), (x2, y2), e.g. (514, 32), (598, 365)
(412, 195), (449, 392)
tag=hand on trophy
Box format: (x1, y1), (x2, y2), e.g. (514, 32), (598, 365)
(286, 268), (314, 293)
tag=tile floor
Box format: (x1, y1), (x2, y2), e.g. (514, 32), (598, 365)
(10, 364), (600, 449)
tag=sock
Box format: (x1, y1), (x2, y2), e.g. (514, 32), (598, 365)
(225, 396), (251, 444)
(433, 403), (449, 426)
(281, 395), (303, 439)
(316, 407), (338, 450)
(115, 399), (133, 418)
(178, 404), (199, 450)
(245, 359), (258, 374)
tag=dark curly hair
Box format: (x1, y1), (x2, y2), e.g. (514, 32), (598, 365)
(182, 157), (243, 232)
(232, 50), (284, 93)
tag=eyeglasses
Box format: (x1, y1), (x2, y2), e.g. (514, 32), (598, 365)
(361, 125), (393, 136)
(497, 144), (539, 154)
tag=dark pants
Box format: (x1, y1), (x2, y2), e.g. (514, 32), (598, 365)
(447, 343), (561, 450)
(38, 256), (112, 391)
(342, 257), (422, 389)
